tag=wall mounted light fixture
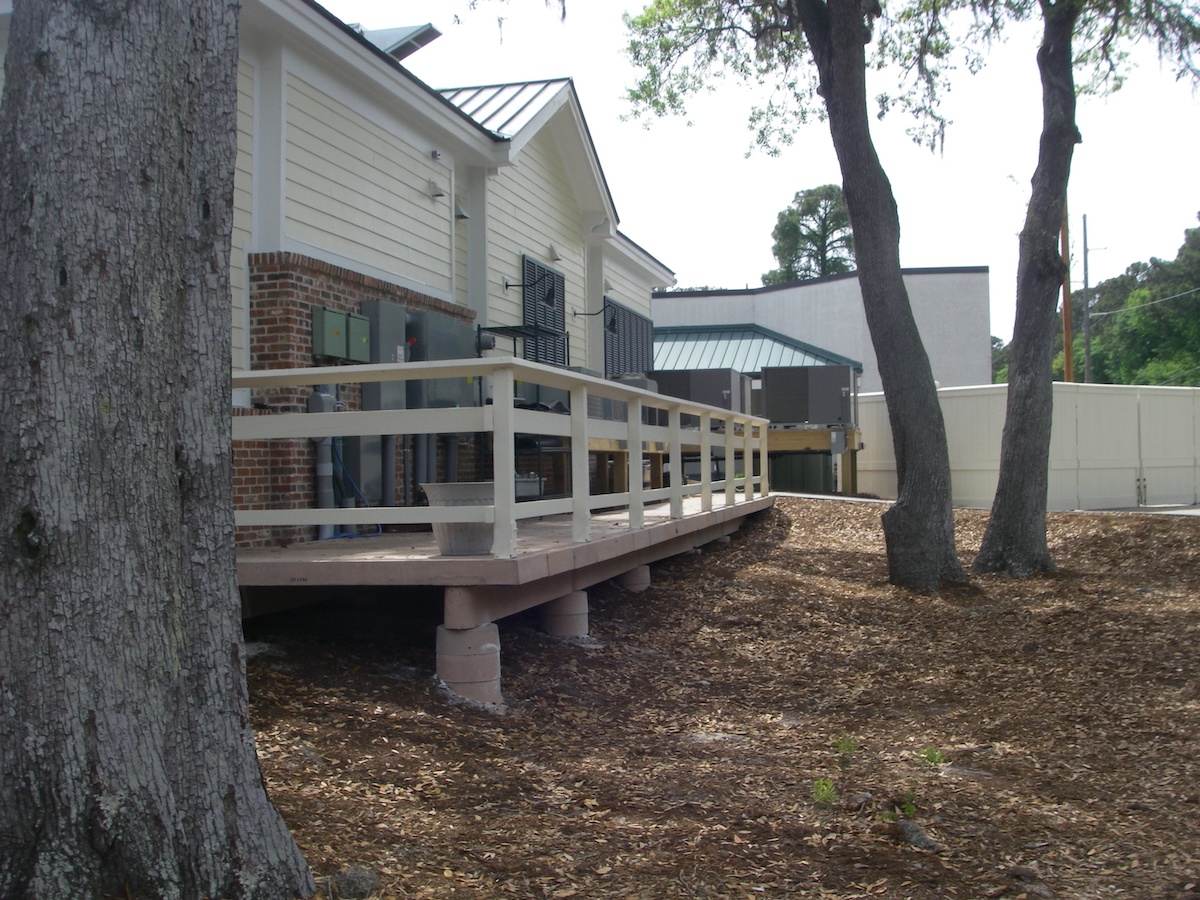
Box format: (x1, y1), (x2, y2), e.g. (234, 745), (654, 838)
(428, 179), (446, 199)
(505, 272), (557, 306)
(574, 306), (618, 334)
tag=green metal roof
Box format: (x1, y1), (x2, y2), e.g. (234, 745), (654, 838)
(653, 324), (862, 376)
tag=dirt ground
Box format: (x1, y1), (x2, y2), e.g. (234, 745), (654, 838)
(245, 497), (1200, 899)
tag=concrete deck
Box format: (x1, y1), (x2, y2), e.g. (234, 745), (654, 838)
(239, 493), (775, 704)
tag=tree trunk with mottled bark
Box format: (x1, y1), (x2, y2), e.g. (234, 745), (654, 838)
(973, 4), (1081, 577)
(798, 0), (966, 590)
(0, 2), (313, 897)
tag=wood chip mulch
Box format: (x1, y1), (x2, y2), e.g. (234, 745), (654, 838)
(247, 496), (1200, 899)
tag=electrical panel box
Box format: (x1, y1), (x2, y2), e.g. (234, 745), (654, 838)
(312, 307), (348, 359)
(360, 299), (408, 410)
(405, 309), (478, 409)
(346, 313), (371, 362)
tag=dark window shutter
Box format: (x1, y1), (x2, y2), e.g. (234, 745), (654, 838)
(521, 255), (566, 366)
(604, 298), (653, 378)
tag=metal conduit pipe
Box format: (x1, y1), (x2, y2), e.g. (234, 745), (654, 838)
(308, 389), (337, 540)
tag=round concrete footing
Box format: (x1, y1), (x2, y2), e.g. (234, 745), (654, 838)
(616, 564), (651, 593)
(541, 591), (589, 637)
(436, 623), (502, 704)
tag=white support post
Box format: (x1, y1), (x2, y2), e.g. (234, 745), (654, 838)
(570, 383), (591, 543)
(491, 366), (517, 558)
(627, 397), (644, 530)
(668, 404), (683, 519)
(743, 418), (754, 500)
(699, 411), (713, 512)
(758, 423), (770, 496)
(724, 417), (737, 507)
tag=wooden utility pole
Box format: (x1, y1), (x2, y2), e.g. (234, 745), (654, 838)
(1060, 205), (1074, 382)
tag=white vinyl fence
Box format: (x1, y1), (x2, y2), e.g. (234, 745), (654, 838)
(857, 383), (1200, 510)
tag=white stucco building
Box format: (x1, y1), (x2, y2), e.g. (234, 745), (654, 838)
(652, 267), (992, 393)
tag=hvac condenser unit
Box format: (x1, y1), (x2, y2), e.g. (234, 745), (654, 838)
(760, 365), (856, 427)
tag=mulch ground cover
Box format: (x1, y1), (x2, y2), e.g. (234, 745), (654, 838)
(246, 496), (1200, 899)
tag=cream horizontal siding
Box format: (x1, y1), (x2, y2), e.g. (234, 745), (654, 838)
(454, 197), (468, 307)
(232, 57), (254, 370)
(602, 268), (651, 319)
(487, 130), (585, 363)
(284, 75), (451, 293)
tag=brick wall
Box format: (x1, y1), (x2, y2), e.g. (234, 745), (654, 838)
(233, 252), (476, 548)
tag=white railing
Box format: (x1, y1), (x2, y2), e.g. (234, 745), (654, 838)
(232, 358), (770, 558)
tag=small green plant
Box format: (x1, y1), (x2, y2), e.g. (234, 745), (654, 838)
(832, 733), (858, 768)
(811, 778), (838, 808)
(919, 747), (945, 768)
(899, 788), (918, 817)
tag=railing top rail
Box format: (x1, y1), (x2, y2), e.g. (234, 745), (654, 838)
(233, 359), (771, 428)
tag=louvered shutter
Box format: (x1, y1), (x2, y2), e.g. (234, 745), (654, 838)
(604, 299), (653, 378)
(521, 255), (567, 366)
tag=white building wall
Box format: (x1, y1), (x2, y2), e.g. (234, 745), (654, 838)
(857, 383), (1200, 510)
(652, 268), (991, 392)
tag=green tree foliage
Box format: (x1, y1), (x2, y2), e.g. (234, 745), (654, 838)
(763, 184), (856, 284)
(992, 335), (1011, 383)
(1088, 219), (1200, 385)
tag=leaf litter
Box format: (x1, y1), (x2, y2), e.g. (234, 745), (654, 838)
(247, 497), (1200, 898)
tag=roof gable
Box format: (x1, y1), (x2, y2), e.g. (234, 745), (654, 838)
(439, 78), (617, 231)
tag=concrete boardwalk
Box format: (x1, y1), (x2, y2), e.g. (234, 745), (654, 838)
(239, 493), (774, 703)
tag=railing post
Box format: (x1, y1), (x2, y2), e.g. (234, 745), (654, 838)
(699, 410), (713, 512)
(627, 396), (643, 530)
(491, 366), (517, 558)
(758, 422), (770, 496)
(724, 416), (737, 506)
(570, 383), (591, 543)
(668, 403), (683, 519)
(742, 416), (754, 500)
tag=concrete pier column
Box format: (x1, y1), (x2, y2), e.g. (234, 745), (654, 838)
(616, 564), (651, 592)
(540, 591), (589, 637)
(436, 623), (502, 705)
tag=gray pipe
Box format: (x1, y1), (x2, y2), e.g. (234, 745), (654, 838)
(382, 435), (396, 506)
(308, 390), (337, 540)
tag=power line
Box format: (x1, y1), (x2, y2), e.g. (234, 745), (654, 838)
(1091, 284), (1200, 318)
(1154, 364), (1200, 386)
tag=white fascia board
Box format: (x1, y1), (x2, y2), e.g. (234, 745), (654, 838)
(505, 82), (572, 158)
(244, 0), (511, 170)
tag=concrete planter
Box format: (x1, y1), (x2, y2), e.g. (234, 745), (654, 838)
(421, 481), (494, 556)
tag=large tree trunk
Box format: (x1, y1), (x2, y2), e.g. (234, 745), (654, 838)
(973, 4), (1081, 577)
(799, 0), (965, 589)
(0, 3), (313, 897)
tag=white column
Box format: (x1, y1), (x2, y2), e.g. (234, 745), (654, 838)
(491, 366), (517, 558)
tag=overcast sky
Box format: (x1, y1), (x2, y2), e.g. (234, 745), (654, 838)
(321, 0), (1199, 342)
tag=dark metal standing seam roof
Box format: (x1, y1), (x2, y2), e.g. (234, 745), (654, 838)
(653, 325), (863, 376)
